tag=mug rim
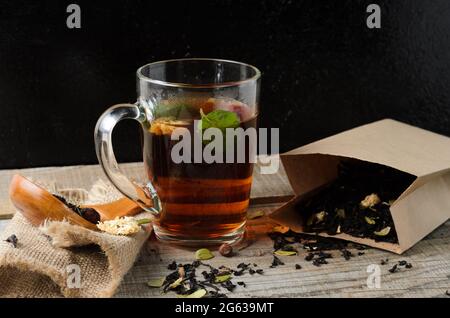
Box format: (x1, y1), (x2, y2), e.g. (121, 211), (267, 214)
(136, 58), (261, 88)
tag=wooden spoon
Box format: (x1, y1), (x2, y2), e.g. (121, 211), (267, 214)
(9, 174), (142, 230)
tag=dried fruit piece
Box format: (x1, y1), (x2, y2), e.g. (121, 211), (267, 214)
(147, 277), (165, 288)
(219, 243), (233, 257)
(195, 248), (214, 260)
(374, 226), (391, 236)
(360, 193), (381, 209)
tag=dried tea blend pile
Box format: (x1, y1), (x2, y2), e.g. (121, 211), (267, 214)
(153, 260), (263, 298)
(295, 160), (416, 243)
(53, 194), (100, 224)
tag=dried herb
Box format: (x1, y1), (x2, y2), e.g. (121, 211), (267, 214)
(274, 250), (297, 256)
(147, 277), (165, 288)
(53, 194), (100, 224)
(195, 248), (214, 260)
(296, 161), (415, 243)
(167, 261), (177, 270)
(214, 274), (231, 283)
(388, 264), (399, 273)
(5, 234), (18, 248)
(270, 255), (285, 268)
(177, 289), (207, 298)
(341, 249), (353, 261)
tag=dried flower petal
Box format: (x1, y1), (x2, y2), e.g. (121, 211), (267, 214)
(96, 217), (141, 235)
(365, 216), (376, 225)
(374, 226), (391, 236)
(360, 193), (381, 209)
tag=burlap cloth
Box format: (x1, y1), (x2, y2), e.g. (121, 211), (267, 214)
(0, 179), (151, 298)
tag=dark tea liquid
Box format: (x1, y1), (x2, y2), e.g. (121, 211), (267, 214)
(143, 109), (256, 242)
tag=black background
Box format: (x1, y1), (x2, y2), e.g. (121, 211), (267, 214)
(1, 0), (449, 169)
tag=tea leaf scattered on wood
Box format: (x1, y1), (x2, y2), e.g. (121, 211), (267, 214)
(247, 210), (265, 220)
(178, 289), (207, 298)
(169, 277), (183, 289)
(147, 277), (165, 288)
(274, 250), (297, 256)
(214, 274), (231, 283)
(195, 248), (214, 260)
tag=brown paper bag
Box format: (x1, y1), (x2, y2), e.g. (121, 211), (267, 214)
(271, 119), (450, 254)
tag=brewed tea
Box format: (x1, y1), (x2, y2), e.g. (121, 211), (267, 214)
(143, 98), (257, 242)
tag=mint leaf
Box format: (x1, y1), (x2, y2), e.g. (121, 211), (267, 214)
(199, 109), (240, 132)
(153, 103), (196, 119)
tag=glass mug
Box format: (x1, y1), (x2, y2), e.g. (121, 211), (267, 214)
(95, 58), (260, 245)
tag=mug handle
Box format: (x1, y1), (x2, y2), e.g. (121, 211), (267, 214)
(94, 103), (161, 216)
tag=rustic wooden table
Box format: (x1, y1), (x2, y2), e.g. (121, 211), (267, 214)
(0, 162), (449, 298)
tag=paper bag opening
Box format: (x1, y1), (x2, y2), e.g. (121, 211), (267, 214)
(271, 119), (450, 254)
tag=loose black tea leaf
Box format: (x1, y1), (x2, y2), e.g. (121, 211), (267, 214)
(398, 260), (407, 266)
(358, 252), (365, 256)
(388, 264), (399, 273)
(295, 264), (302, 270)
(381, 258), (389, 265)
(446, 290), (450, 297)
(295, 161), (415, 243)
(53, 194), (100, 224)
(405, 263), (413, 269)
(5, 234), (18, 248)
(167, 261), (177, 270)
(270, 255), (285, 268)
(341, 249), (353, 261)
(237, 281), (246, 287)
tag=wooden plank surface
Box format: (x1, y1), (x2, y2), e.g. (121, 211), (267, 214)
(0, 162), (449, 298)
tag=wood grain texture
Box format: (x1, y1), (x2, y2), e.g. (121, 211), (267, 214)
(112, 205), (450, 298)
(0, 163), (449, 297)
